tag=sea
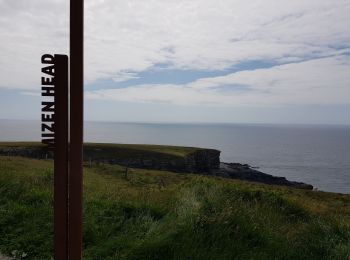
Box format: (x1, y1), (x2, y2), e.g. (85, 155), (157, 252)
(1, 119), (349, 194)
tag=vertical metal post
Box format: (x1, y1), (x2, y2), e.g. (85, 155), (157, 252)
(54, 55), (69, 260)
(69, 0), (84, 259)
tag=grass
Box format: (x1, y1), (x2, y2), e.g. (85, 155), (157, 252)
(0, 156), (349, 259)
(84, 143), (204, 158)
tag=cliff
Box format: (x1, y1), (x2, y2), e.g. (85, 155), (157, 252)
(0, 142), (312, 190)
(83, 143), (220, 172)
(0, 142), (221, 173)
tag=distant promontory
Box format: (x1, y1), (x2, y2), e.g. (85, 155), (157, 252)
(0, 142), (312, 190)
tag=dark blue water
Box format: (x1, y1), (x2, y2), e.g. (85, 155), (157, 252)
(1, 120), (349, 194)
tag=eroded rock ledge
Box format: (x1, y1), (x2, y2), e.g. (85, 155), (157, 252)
(211, 163), (313, 190)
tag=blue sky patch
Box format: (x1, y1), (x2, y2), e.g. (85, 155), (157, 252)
(85, 59), (276, 91)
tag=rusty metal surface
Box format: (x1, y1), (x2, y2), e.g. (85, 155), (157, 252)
(69, 0), (84, 259)
(54, 55), (69, 260)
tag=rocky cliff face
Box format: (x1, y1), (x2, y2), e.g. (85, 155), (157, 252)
(185, 149), (221, 172)
(0, 145), (221, 173)
(84, 148), (221, 173)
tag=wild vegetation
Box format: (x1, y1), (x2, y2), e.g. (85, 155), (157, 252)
(0, 156), (349, 259)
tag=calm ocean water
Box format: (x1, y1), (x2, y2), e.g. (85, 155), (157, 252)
(1, 120), (349, 194)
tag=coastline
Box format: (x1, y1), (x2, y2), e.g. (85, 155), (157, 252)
(0, 142), (313, 191)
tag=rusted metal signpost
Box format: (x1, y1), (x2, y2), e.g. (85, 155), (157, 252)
(41, 54), (70, 259)
(41, 1), (84, 259)
(69, 0), (84, 259)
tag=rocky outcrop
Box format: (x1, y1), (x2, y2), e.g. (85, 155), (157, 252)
(211, 163), (313, 190)
(185, 149), (221, 172)
(84, 148), (220, 173)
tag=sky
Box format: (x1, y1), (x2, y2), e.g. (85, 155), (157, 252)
(0, 0), (350, 124)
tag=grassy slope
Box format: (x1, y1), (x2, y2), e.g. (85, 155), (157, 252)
(0, 156), (349, 259)
(84, 143), (204, 157)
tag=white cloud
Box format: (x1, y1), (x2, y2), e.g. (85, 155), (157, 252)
(86, 55), (350, 106)
(0, 0), (69, 89)
(84, 0), (350, 77)
(0, 0), (350, 109)
(83, 0), (350, 108)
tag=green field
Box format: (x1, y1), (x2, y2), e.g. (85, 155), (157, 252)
(0, 156), (349, 259)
